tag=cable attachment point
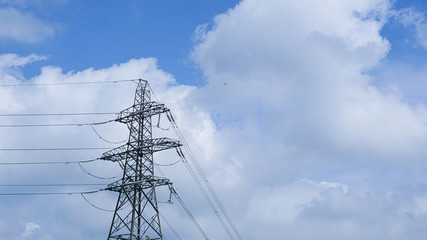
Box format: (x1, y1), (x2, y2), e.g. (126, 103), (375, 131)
(166, 111), (176, 124)
(176, 147), (185, 159)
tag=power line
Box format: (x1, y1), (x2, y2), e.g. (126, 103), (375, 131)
(0, 183), (108, 187)
(0, 147), (111, 151)
(181, 150), (234, 240)
(169, 186), (209, 240)
(0, 119), (115, 128)
(154, 159), (182, 167)
(81, 193), (115, 212)
(149, 85), (242, 239)
(0, 79), (139, 87)
(0, 158), (99, 165)
(154, 166), (208, 240)
(168, 112), (243, 240)
(171, 130), (234, 240)
(90, 124), (126, 144)
(78, 162), (121, 180)
(0, 112), (118, 117)
(0, 189), (103, 196)
(159, 213), (183, 240)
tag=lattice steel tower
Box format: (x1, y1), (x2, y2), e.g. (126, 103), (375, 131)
(101, 79), (181, 240)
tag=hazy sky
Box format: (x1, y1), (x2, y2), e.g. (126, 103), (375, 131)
(1, 0), (427, 239)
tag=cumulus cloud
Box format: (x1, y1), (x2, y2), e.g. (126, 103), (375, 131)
(0, 54), (204, 239)
(0, 53), (46, 80)
(0, 7), (55, 43)
(192, 0), (427, 168)
(2, 0), (427, 239)
(189, 0), (427, 238)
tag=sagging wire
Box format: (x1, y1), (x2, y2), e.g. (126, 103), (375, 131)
(78, 162), (121, 180)
(155, 113), (172, 131)
(154, 159), (182, 167)
(81, 192), (115, 212)
(153, 148), (185, 167)
(90, 124), (127, 144)
(146, 84), (173, 132)
(158, 188), (174, 204)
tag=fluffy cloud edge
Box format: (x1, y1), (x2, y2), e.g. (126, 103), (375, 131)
(0, 7), (56, 43)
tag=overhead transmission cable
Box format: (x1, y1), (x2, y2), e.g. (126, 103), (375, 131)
(169, 186), (210, 240)
(159, 213), (183, 240)
(147, 85), (238, 239)
(0, 147), (111, 151)
(0, 79), (139, 87)
(154, 159), (182, 167)
(0, 158), (99, 165)
(0, 189), (104, 196)
(78, 162), (120, 180)
(0, 112), (126, 144)
(178, 146), (234, 240)
(154, 166), (209, 240)
(166, 111), (243, 240)
(169, 122), (234, 239)
(90, 124), (126, 144)
(81, 193), (115, 212)
(0, 119), (115, 128)
(0, 112), (118, 117)
(0, 183), (107, 187)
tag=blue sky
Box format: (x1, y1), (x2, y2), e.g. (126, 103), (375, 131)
(381, 0), (427, 65)
(2, 0), (427, 240)
(0, 0), (426, 84)
(1, 0), (240, 85)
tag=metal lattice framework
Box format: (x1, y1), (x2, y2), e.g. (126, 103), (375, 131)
(102, 80), (181, 240)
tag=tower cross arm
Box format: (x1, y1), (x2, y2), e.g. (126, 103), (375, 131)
(105, 176), (172, 192)
(100, 138), (182, 162)
(100, 144), (129, 162)
(115, 102), (169, 123)
(147, 137), (182, 152)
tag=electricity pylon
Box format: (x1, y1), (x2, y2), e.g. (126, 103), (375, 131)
(101, 79), (181, 240)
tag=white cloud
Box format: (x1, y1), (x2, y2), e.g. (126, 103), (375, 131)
(192, 0), (427, 167)
(0, 7), (55, 43)
(0, 53), (46, 79)
(246, 179), (345, 225)
(0, 55), (202, 239)
(0, 53), (46, 112)
(189, 0), (427, 238)
(0, 53), (45, 69)
(22, 222), (40, 238)
(394, 7), (427, 49)
(20, 222), (53, 240)
(2, 0), (427, 239)
(244, 179), (427, 240)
